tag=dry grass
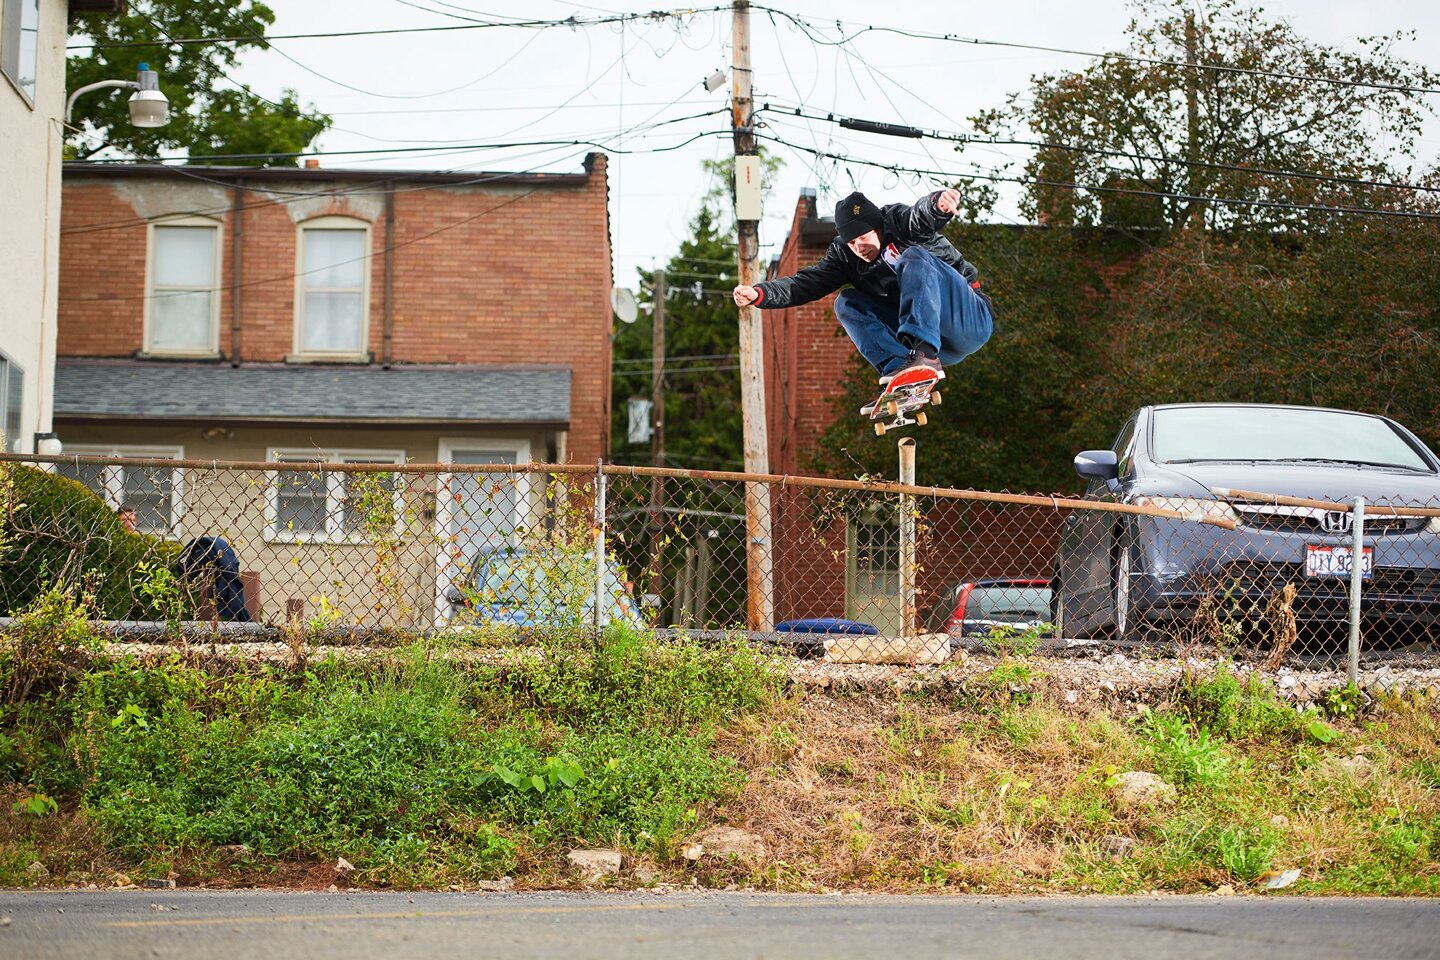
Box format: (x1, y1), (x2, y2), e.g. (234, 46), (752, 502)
(704, 676), (1440, 895)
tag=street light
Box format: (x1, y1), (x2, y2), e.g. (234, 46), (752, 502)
(64, 62), (170, 129)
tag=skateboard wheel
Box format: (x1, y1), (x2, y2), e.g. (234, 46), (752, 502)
(915, 411), (928, 426)
(930, 389), (942, 406)
(885, 400), (899, 417)
(874, 421), (887, 437)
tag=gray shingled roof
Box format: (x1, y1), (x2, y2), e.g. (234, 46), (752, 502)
(54, 361), (570, 425)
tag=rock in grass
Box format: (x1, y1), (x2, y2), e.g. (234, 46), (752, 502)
(567, 849), (623, 884)
(25, 862), (48, 881)
(1317, 754), (1375, 782)
(143, 878), (176, 890)
(1112, 771), (1175, 807)
(687, 826), (768, 864)
(1098, 836), (1136, 861)
(335, 857), (355, 876)
(824, 635), (950, 665)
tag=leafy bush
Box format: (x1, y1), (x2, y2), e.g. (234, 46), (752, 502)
(1176, 666), (1309, 742)
(1141, 710), (1231, 788)
(21, 630), (778, 880)
(0, 465), (186, 619)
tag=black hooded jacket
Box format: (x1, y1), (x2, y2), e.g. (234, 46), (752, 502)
(750, 191), (979, 310)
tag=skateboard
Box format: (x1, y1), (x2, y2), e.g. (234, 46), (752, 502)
(861, 368), (943, 436)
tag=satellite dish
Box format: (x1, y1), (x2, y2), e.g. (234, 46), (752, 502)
(611, 286), (638, 325)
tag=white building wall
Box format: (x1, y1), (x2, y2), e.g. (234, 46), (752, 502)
(0, 0), (67, 453)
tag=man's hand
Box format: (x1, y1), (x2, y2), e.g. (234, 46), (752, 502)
(732, 285), (760, 306)
(936, 187), (961, 216)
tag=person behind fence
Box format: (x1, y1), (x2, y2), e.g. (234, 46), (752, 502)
(732, 187), (994, 387)
(175, 534), (252, 623)
(119, 504), (250, 623)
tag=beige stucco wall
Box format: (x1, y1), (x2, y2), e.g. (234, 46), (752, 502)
(52, 421), (559, 627)
(0, 0), (67, 452)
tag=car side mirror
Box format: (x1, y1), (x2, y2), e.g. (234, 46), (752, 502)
(1074, 449), (1119, 482)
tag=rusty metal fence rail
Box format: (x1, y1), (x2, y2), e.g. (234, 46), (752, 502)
(2, 454), (1438, 677)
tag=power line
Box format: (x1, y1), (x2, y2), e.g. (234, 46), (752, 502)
(751, 5), (1440, 98)
(60, 107), (722, 238)
(761, 101), (1440, 198)
(67, 114), (728, 164)
(758, 132), (1440, 224)
(66, 5), (730, 50)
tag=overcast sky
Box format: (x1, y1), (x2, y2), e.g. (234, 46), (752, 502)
(123, 1), (1440, 291)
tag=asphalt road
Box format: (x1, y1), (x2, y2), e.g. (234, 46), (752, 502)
(0, 890), (1434, 960)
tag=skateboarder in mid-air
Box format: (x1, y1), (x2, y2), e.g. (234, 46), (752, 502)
(732, 187), (993, 393)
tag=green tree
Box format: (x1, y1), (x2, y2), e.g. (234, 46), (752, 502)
(610, 152), (783, 471)
(976, 0), (1437, 232)
(612, 205), (742, 471)
(66, 1), (329, 165)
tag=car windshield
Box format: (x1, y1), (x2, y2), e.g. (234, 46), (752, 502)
(968, 585), (1051, 622)
(1152, 407), (1432, 471)
(473, 549), (639, 623)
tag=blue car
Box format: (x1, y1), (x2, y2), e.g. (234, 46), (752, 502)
(1056, 403), (1440, 642)
(443, 546), (642, 629)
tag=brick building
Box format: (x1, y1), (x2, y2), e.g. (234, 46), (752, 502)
(52, 156), (614, 625)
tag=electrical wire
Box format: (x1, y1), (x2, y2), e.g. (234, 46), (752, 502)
(758, 131), (1440, 223)
(67, 5), (730, 50)
(750, 5), (1440, 98)
(761, 101), (1440, 198)
(60, 107), (723, 237)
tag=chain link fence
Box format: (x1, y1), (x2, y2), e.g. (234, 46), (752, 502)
(2, 454), (1438, 677)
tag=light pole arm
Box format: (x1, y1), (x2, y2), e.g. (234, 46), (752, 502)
(64, 79), (138, 124)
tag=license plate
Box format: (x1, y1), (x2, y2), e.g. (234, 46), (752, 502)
(1305, 545), (1373, 579)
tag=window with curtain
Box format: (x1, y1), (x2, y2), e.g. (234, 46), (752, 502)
(148, 222), (219, 355)
(296, 219), (369, 358)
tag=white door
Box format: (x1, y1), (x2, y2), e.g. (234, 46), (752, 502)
(434, 443), (530, 624)
(846, 513), (903, 635)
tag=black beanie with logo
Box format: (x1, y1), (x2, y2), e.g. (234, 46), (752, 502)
(834, 191), (883, 242)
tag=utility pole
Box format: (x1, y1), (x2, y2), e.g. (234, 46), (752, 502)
(732, 0), (774, 631)
(646, 270), (667, 604)
(1185, 11), (1204, 231)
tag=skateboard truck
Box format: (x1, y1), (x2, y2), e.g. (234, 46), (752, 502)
(862, 370), (943, 436)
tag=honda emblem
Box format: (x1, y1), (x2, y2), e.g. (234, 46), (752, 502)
(1318, 511), (1353, 534)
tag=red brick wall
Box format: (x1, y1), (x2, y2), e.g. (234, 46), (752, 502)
(57, 156), (614, 462)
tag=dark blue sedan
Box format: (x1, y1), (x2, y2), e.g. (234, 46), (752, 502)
(1055, 403), (1440, 642)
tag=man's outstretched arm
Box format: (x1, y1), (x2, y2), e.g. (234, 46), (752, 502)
(905, 187), (962, 239)
(733, 248), (850, 309)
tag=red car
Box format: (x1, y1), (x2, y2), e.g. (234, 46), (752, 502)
(926, 577), (1053, 636)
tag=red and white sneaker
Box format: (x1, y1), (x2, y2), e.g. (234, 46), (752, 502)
(880, 350), (944, 388)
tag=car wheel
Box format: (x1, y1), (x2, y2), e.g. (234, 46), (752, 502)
(1050, 568), (1066, 640)
(1112, 521), (1148, 644)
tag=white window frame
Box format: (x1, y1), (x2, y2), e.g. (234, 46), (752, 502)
(0, 348), (23, 453)
(292, 215), (372, 362)
(1, 0), (40, 107)
(143, 216), (223, 357)
(59, 445), (186, 535)
(265, 447), (406, 544)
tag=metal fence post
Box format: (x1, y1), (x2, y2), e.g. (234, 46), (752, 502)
(595, 459), (608, 633)
(898, 438), (916, 638)
(1347, 496), (1365, 686)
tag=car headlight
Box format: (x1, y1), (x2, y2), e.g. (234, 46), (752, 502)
(1131, 496), (1240, 526)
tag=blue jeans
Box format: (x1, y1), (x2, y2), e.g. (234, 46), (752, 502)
(834, 246), (994, 376)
